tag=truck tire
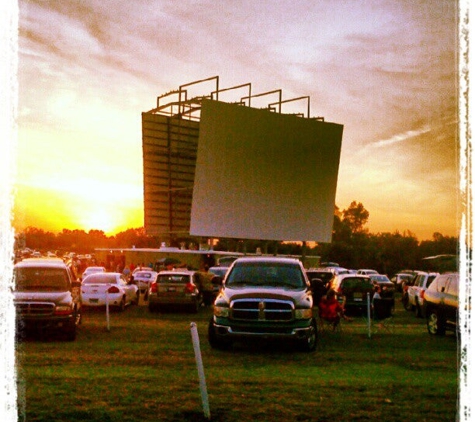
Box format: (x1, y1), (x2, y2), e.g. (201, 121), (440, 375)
(297, 319), (317, 352)
(427, 310), (446, 336)
(208, 318), (231, 350)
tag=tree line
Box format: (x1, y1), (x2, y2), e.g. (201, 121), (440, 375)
(14, 201), (458, 276)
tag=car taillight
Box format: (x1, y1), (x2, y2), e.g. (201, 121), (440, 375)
(108, 286), (120, 293)
(150, 281), (157, 293)
(185, 282), (195, 294)
(420, 290), (425, 299)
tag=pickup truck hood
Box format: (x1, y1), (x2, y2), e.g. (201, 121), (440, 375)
(221, 286), (313, 307)
(14, 291), (73, 305)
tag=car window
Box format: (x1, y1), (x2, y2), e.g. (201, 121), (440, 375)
(227, 263), (305, 288)
(446, 276), (459, 296)
(159, 274), (190, 284)
(435, 275), (448, 292)
(307, 272), (333, 284)
(426, 275), (437, 288)
(340, 277), (373, 291)
(83, 274), (117, 284)
(135, 272), (152, 278)
(15, 267), (69, 291)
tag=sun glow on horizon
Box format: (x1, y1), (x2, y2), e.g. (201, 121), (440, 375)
(13, 180), (144, 236)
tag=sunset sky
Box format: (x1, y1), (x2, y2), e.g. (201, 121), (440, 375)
(12, 0), (459, 241)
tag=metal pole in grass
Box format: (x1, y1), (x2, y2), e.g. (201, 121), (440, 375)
(366, 292), (371, 338)
(106, 286), (110, 332)
(190, 322), (211, 420)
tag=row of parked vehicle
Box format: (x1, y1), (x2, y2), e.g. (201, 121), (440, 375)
(12, 257), (225, 341)
(306, 266), (460, 337)
(399, 270), (460, 336)
(12, 256), (460, 344)
(305, 267), (396, 313)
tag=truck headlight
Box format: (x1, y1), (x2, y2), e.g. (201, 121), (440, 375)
(54, 305), (73, 315)
(213, 306), (230, 318)
(295, 308), (313, 319)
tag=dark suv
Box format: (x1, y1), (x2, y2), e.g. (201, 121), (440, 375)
(423, 273), (459, 336)
(13, 258), (82, 340)
(208, 257), (317, 352)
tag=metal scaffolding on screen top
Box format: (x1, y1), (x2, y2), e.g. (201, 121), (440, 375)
(146, 75), (324, 121)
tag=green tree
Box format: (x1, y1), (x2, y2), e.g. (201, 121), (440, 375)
(342, 201), (369, 234)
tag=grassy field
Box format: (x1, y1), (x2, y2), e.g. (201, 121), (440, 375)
(15, 297), (459, 422)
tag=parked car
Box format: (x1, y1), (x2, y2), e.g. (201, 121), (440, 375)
(81, 272), (138, 311)
(356, 269), (378, 276)
(406, 272), (439, 317)
(131, 270), (158, 298)
(81, 266), (106, 280)
(306, 268), (334, 305)
(207, 267), (228, 304)
(391, 271), (416, 292)
(208, 266), (228, 278)
(13, 258), (82, 340)
(368, 274), (395, 307)
(401, 271), (420, 309)
(148, 270), (203, 313)
(208, 257), (317, 352)
(336, 274), (374, 313)
(423, 273), (459, 336)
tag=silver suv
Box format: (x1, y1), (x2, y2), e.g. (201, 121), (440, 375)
(423, 273), (459, 336)
(208, 257), (317, 352)
(13, 258), (82, 340)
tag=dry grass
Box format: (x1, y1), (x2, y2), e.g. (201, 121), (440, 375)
(15, 298), (458, 421)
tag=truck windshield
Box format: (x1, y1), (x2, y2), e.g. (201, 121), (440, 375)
(14, 267), (69, 291)
(226, 262), (305, 288)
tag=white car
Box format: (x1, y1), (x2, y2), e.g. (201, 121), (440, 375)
(406, 272), (439, 317)
(81, 266), (106, 280)
(81, 272), (138, 311)
(132, 270), (159, 295)
(356, 269), (379, 275)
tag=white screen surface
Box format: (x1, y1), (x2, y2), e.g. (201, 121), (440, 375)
(190, 99), (343, 242)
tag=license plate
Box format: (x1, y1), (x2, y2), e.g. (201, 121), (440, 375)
(167, 287), (176, 292)
(89, 298), (99, 303)
(354, 293), (362, 301)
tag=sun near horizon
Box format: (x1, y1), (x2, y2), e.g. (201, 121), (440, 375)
(12, 182), (144, 236)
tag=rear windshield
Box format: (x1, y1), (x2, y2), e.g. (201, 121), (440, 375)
(83, 274), (118, 284)
(340, 277), (373, 291)
(307, 272), (334, 284)
(158, 274), (190, 284)
(209, 268), (227, 277)
(227, 262), (305, 288)
(135, 272), (152, 278)
(15, 267), (69, 291)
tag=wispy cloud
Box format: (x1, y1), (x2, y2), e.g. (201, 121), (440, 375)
(372, 125), (431, 148)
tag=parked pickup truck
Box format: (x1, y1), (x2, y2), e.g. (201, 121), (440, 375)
(13, 258), (82, 340)
(208, 257), (317, 352)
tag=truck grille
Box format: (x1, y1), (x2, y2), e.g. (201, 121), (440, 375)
(230, 298), (294, 322)
(15, 302), (55, 317)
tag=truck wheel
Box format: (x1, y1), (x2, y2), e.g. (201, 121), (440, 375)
(208, 318), (231, 350)
(117, 297), (126, 312)
(64, 322), (77, 341)
(298, 319), (317, 352)
(415, 301), (422, 318)
(427, 310), (446, 336)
